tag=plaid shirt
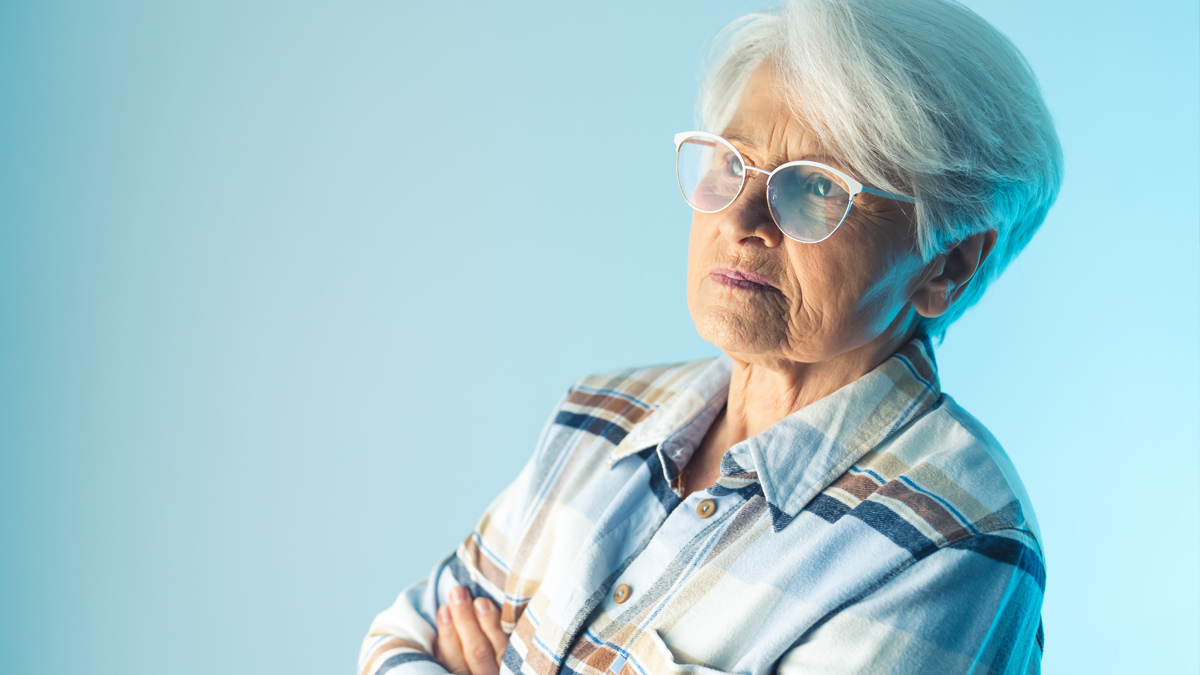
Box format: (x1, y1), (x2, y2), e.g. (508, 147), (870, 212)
(360, 336), (1045, 675)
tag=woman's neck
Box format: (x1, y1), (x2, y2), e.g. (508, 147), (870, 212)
(721, 324), (916, 447)
(683, 321), (917, 496)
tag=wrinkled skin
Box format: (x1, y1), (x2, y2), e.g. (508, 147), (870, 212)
(682, 58), (996, 492)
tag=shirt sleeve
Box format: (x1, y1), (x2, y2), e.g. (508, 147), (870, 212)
(776, 530), (1045, 675)
(357, 390), (572, 675)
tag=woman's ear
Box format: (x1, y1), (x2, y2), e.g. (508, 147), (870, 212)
(911, 229), (998, 319)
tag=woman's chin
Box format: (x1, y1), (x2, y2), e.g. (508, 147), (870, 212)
(692, 307), (784, 356)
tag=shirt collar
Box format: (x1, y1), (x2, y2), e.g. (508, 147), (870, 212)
(607, 335), (942, 532)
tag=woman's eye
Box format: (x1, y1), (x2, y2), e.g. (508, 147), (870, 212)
(725, 154), (744, 177)
(805, 175), (833, 197)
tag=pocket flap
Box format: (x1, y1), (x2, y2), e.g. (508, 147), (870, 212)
(623, 628), (743, 675)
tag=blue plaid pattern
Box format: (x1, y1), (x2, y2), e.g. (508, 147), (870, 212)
(360, 336), (1045, 675)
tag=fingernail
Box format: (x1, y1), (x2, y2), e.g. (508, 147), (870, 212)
(474, 597), (492, 614)
(438, 606), (452, 624)
(450, 586), (469, 605)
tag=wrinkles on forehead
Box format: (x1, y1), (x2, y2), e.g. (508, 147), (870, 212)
(720, 60), (851, 175)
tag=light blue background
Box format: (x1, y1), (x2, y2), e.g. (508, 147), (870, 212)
(1, 1), (1196, 673)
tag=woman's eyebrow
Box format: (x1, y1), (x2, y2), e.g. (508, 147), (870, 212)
(725, 133), (758, 148)
(795, 152), (838, 165)
(726, 133), (841, 167)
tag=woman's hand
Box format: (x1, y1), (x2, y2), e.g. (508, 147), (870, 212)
(433, 586), (510, 675)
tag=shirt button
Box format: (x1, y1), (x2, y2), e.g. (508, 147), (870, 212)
(613, 583), (631, 604)
(696, 499), (716, 518)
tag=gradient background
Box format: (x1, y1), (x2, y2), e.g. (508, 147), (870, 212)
(1, 1), (1196, 673)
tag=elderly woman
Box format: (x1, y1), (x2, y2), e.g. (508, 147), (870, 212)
(360, 0), (1061, 673)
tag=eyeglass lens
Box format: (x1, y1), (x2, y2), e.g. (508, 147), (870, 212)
(676, 136), (746, 212)
(676, 134), (854, 243)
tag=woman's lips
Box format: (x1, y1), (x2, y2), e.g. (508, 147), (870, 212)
(710, 266), (778, 291)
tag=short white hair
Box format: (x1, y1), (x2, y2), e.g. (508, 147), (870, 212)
(698, 0), (1063, 341)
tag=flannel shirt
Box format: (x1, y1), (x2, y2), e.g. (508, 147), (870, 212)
(360, 335), (1045, 675)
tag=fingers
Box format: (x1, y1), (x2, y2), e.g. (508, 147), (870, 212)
(436, 605), (468, 675)
(446, 587), (500, 675)
(435, 587), (512, 675)
(472, 596), (509, 667)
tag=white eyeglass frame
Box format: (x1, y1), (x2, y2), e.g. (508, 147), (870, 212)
(673, 131), (915, 243)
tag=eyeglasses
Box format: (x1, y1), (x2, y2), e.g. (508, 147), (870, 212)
(673, 131), (915, 243)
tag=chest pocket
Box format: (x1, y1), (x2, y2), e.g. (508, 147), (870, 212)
(610, 629), (744, 675)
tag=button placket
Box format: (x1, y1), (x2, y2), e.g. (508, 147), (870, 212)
(604, 491), (744, 618)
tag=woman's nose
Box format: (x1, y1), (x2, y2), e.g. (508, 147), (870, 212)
(720, 173), (785, 247)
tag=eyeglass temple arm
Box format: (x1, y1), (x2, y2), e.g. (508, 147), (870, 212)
(673, 131), (696, 148)
(861, 185), (916, 203)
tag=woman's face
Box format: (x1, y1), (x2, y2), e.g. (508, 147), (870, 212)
(687, 60), (932, 366)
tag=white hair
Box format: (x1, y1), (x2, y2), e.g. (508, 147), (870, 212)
(698, 0), (1063, 341)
